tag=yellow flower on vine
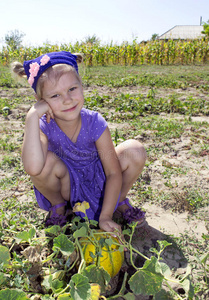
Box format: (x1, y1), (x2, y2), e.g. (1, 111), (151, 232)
(73, 201), (90, 215)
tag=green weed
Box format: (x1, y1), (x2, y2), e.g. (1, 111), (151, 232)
(0, 202), (194, 299)
(0, 62), (208, 299)
(82, 65), (209, 89)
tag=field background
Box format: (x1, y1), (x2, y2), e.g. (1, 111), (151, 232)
(0, 42), (209, 299)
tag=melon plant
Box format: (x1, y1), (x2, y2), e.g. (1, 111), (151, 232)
(0, 201), (195, 299)
(80, 230), (124, 278)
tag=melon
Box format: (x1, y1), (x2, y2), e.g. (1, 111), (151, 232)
(80, 230), (124, 278)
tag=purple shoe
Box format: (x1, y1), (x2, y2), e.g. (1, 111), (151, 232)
(117, 198), (146, 227)
(45, 202), (69, 227)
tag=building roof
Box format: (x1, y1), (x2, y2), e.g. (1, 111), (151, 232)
(159, 25), (204, 40)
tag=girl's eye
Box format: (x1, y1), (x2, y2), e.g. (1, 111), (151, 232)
(69, 87), (76, 92)
(51, 94), (59, 98)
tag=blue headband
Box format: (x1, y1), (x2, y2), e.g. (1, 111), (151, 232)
(23, 51), (78, 92)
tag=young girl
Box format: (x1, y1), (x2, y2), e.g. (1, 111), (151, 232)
(12, 51), (147, 233)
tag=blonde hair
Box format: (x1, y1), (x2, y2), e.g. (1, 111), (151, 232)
(11, 53), (83, 98)
(36, 63), (83, 99)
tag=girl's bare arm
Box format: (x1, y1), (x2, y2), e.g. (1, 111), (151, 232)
(22, 100), (53, 175)
(96, 127), (123, 232)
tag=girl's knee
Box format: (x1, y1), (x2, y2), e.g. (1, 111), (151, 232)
(31, 151), (64, 180)
(131, 140), (147, 163)
(117, 139), (147, 163)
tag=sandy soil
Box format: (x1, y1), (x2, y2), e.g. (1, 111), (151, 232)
(0, 85), (209, 299)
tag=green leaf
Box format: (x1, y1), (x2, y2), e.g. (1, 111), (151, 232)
(58, 293), (73, 300)
(15, 228), (36, 243)
(179, 265), (192, 281)
(89, 219), (98, 227)
(118, 245), (124, 252)
(179, 278), (194, 299)
(129, 257), (164, 295)
(72, 216), (81, 223)
(53, 234), (75, 256)
(40, 295), (54, 300)
(28, 227), (36, 240)
(16, 231), (30, 243)
(122, 293), (135, 300)
(159, 262), (171, 277)
(157, 240), (172, 249)
(42, 274), (66, 293)
(200, 252), (209, 266)
(122, 228), (131, 235)
(0, 272), (9, 286)
(0, 288), (29, 299)
(45, 225), (62, 236)
(52, 270), (66, 281)
(82, 265), (110, 293)
(143, 256), (162, 274)
(105, 237), (114, 246)
(0, 246), (10, 267)
(51, 278), (66, 293)
(202, 233), (209, 240)
(154, 289), (173, 299)
(150, 247), (159, 256)
(73, 226), (87, 238)
(42, 275), (53, 292)
(129, 269), (163, 295)
(69, 274), (91, 300)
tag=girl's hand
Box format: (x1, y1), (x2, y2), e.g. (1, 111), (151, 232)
(99, 217), (126, 247)
(30, 99), (54, 123)
(99, 216), (122, 234)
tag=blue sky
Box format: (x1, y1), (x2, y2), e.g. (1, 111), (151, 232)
(0, 0), (208, 47)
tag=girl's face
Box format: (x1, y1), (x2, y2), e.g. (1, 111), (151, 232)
(41, 71), (84, 123)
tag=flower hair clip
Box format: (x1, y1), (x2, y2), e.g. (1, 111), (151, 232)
(28, 55), (50, 87)
(40, 55), (50, 66)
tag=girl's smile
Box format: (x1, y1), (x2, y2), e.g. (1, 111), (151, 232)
(41, 71), (84, 124)
(62, 104), (78, 112)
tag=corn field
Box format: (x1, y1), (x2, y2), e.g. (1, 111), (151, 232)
(0, 39), (209, 66)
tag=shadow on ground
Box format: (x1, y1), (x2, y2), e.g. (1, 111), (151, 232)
(106, 221), (188, 300)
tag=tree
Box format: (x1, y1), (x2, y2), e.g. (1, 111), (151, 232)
(201, 20), (209, 37)
(151, 33), (159, 41)
(84, 34), (100, 45)
(4, 29), (25, 50)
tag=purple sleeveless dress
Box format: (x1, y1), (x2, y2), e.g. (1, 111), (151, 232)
(34, 108), (119, 221)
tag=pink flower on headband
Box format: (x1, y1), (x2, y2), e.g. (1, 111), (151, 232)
(27, 56), (50, 87)
(40, 54), (50, 66)
(29, 62), (40, 77)
(28, 75), (35, 86)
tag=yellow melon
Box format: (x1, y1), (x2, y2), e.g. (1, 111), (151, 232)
(80, 230), (124, 278)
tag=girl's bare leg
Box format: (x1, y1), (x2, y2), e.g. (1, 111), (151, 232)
(31, 151), (70, 215)
(115, 139), (147, 213)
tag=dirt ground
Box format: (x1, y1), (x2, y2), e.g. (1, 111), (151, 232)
(0, 84), (209, 298)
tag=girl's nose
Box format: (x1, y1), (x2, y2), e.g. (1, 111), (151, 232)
(63, 93), (72, 103)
